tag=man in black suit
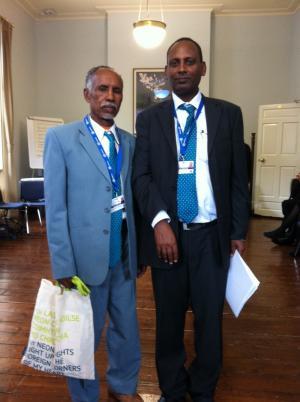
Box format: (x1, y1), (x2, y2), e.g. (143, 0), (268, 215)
(132, 38), (249, 402)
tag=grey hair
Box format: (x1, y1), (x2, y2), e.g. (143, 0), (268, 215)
(85, 65), (123, 90)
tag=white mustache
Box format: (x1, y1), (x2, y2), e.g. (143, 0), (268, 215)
(102, 102), (117, 110)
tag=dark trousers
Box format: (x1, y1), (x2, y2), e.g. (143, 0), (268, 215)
(151, 223), (228, 401)
(281, 179), (300, 217)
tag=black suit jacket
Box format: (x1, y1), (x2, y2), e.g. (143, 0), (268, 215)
(132, 95), (250, 269)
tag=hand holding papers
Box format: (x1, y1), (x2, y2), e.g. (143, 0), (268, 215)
(226, 251), (260, 318)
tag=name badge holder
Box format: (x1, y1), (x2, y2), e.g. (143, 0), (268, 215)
(178, 160), (195, 175)
(174, 96), (205, 170)
(83, 115), (125, 215)
(111, 195), (125, 213)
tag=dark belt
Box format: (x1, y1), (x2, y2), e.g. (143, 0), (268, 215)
(181, 219), (217, 231)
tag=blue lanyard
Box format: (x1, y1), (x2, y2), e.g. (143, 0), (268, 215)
(174, 96), (205, 159)
(84, 115), (122, 193)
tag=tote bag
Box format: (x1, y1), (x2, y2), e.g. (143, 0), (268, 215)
(21, 279), (95, 379)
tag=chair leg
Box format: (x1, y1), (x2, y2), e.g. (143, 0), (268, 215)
(37, 209), (42, 226)
(24, 206), (29, 234)
(293, 240), (300, 258)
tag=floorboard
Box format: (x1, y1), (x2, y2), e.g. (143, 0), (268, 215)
(0, 216), (299, 401)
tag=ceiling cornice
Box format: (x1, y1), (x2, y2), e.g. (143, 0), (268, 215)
(14, 0), (300, 21)
(14, 0), (104, 20)
(15, 0), (36, 19)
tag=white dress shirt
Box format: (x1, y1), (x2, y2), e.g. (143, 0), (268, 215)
(152, 91), (217, 227)
(89, 116), (119, 155)
(89, 117), (126, 218)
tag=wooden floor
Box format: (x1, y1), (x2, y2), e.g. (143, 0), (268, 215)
(0, 216), (300, 402)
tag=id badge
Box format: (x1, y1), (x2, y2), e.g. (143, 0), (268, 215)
(111, 195), (125, 213)
(178, 160), (194, 174)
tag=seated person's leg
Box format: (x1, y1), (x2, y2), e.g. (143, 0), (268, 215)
(264, 204), (299, 240)
(282, 199), (296, 217)
(290, 178), (300, 200)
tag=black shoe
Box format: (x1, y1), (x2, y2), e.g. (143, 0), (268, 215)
(272, 235), (295, 245)
(264, 225), (295, 239)
(264, 229), (281, 239)
(188, 392), (214, 402)
(157, 397), (186, 402)
(199, 399), (214, 402)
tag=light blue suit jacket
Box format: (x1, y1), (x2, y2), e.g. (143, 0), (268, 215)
(44, 120), (137, 286)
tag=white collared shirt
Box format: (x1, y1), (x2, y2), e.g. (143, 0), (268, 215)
(89, 116), (119, 155)
(89, 117), (125, 218)
(152, 91), (217, 227)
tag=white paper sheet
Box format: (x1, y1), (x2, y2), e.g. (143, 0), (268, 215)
(225, 251), (260, 318)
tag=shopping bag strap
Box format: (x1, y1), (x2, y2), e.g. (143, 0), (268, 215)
(71, 276), (91, 296)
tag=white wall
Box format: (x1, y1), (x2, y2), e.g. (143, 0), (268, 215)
(107, 10), (211, 133)
(2, 2), (300, 181)
(34, 10), (299, 143)
(211, 14), (293, 144)
(290, 10), (300, 102)
(35, 18), (106, 123)
(0, 0), (36, 190)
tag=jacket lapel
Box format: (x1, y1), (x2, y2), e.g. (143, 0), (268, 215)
(156, 100), (177, 158)
(118, 128), (130, 185)
(78, 121), (110, 181)
(155, 97), (222, 157)
(204, 96), (222, 154)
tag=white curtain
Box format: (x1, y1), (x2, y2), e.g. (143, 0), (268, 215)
(0, 27), (4, 172)
(0, 17), (14, 201)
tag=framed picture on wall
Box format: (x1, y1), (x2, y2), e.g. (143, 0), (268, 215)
(133, 68), (171, 132)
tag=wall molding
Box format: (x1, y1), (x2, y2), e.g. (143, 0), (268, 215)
(14, 0), (300, 21)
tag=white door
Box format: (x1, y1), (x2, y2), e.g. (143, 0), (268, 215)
(254, 103), (300, 217)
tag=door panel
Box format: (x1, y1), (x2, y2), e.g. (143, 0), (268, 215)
(279, 167), (296, 200)
(281, 122), (297, 153)
(254, 104), (300, 217)
(262, 124), (278, 155)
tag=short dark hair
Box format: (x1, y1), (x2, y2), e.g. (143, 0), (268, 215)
(166, 37), (203, 63)
(85, 65), (123, 90)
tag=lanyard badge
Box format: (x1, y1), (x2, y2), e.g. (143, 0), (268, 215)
(83, 115), (122, 193)
(174, 96), (205, 160)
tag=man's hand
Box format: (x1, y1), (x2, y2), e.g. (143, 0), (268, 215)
(231, 239), (246, 256)
(57, 277), (74, 289)
(154, 220), (178, 264)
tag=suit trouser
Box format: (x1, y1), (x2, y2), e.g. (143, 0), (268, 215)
(151, 223), (228, 401)
(67, 264), (141, 402)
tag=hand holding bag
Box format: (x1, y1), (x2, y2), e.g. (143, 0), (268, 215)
(21, 278), (95, 380)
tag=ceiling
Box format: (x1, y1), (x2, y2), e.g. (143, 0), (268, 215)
(15, 0), (300, 20)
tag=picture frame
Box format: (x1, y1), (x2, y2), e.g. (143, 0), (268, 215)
(133, 68), (171, 131)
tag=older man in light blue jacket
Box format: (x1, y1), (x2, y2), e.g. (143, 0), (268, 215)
(44, 66), (143, 402)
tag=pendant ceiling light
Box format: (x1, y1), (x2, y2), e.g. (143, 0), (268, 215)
(133, 0), (167, 49)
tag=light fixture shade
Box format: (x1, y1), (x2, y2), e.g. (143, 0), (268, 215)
(133, 20), (166, 49)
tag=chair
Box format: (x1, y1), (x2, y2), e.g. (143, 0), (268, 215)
(19, 178), (45, 234)
(0, 191), (25, 239)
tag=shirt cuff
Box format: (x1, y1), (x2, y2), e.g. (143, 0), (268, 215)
(152, 211), (171, 228)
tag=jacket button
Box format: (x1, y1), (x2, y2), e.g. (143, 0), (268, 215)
(104, 207), (110, 213)
(103, 229), (109, 235)
(106, 186), (111, 192)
